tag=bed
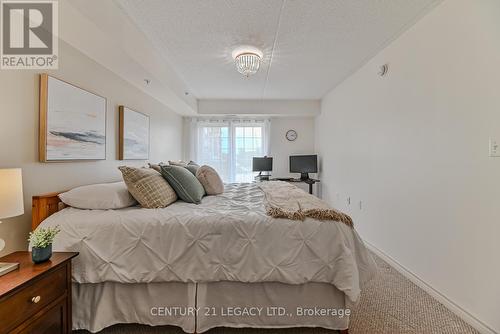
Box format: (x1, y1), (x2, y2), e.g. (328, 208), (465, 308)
(32, 182), (377, 333)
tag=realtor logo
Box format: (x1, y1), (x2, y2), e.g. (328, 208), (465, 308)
(1, 0), (58, 69)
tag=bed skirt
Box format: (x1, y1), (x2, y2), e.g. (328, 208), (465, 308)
(73, 281), (350, 333)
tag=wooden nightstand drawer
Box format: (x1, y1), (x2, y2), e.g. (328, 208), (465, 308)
(0, 265), (67, 332)
(14, 297), (67, 334)
(0, 252), (78, 334)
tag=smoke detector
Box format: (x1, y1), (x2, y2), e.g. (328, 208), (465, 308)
(378, 64), (389, 77)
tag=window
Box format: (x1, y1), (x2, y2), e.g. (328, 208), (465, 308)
(234, 125), (264, 182)
(197, 125), (230, 181)
(195, 119), (269, 183)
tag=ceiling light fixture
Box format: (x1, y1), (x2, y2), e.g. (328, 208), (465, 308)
(232, 46), (263, 77)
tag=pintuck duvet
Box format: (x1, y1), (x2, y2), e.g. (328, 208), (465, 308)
(38, 182), (377, 303)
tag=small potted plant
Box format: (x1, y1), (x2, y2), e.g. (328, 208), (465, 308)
(28, 226), (60, 264)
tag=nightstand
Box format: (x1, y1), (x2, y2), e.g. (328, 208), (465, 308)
(0, 251), (78, 334)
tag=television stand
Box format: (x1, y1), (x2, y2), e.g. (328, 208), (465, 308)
(300, 172), (310, 181)
(300, 178), (320, 195)
(270, 177), (320, 195)
(255, 171), (271, 181)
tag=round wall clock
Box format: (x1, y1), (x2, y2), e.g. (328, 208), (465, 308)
(286, 130), (298, 141)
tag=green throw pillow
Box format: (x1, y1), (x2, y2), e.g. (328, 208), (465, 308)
(185, 162), (200, 175)
(160, 165), (205, 204)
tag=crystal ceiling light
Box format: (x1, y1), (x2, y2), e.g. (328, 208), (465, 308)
(232, 46), (263, 77)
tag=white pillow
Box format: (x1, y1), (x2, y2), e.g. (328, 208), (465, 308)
(58, 182), (137, 210)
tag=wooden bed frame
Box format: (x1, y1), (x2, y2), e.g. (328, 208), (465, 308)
(31, 192), (350, 334)
(32, 192), (65, 230)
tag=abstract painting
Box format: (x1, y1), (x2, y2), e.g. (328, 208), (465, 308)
(119, 106), (150, 160)
(39, 74), (106, 161)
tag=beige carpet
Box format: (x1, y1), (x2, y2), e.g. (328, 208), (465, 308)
(74, 253), (478, 334)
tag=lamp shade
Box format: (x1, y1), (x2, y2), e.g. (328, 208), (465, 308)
(0, 168), (24, 219)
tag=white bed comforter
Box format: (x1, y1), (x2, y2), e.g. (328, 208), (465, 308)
(39, 183), (377, 302)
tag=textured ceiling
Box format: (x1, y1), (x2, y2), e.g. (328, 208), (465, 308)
(115, 0), (442, 99)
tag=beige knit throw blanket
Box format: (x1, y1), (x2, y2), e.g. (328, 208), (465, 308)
(257, 181), (353, 228)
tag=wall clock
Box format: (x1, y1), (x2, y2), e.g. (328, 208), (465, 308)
(286, 129), (298, 141)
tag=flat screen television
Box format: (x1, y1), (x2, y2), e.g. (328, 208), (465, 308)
(289, 155), (317, 180)
(252, 157), (273, 174)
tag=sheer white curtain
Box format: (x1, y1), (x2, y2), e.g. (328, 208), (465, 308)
(187, 118), (271, 183)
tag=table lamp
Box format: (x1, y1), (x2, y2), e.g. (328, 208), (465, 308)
(0, 168), (24, 276)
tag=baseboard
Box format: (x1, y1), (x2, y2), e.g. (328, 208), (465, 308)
(365, 241), (498, 334)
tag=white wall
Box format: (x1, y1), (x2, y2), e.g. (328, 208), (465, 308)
(315, 0), (500, 332)
(270, 117), (316, 195)
(0, 41), (183, 256)
(269, 117), (315, 177)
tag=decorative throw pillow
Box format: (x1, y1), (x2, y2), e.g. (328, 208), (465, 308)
(168, 160), (199, 175)
(168, 160), (198, 166)
(58, 181), (137, 210)
(118, 166), (177, 208)
(185, 161), (200, 175)
(148, 162), (164, 173)
(196, 165), (224, 195)
(160, 165), (205, 204)
(168, 160), (188, 167)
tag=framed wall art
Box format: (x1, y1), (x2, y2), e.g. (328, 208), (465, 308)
(118, 106), (150, 160)
(39, 74), (107, 162)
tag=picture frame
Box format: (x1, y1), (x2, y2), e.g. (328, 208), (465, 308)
(39, 74), (107, 162)
(118, 106), (150, 160)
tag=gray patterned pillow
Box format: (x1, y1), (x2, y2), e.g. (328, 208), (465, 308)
(160, 165), (205, 204)
(118, 166), (177, 208)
